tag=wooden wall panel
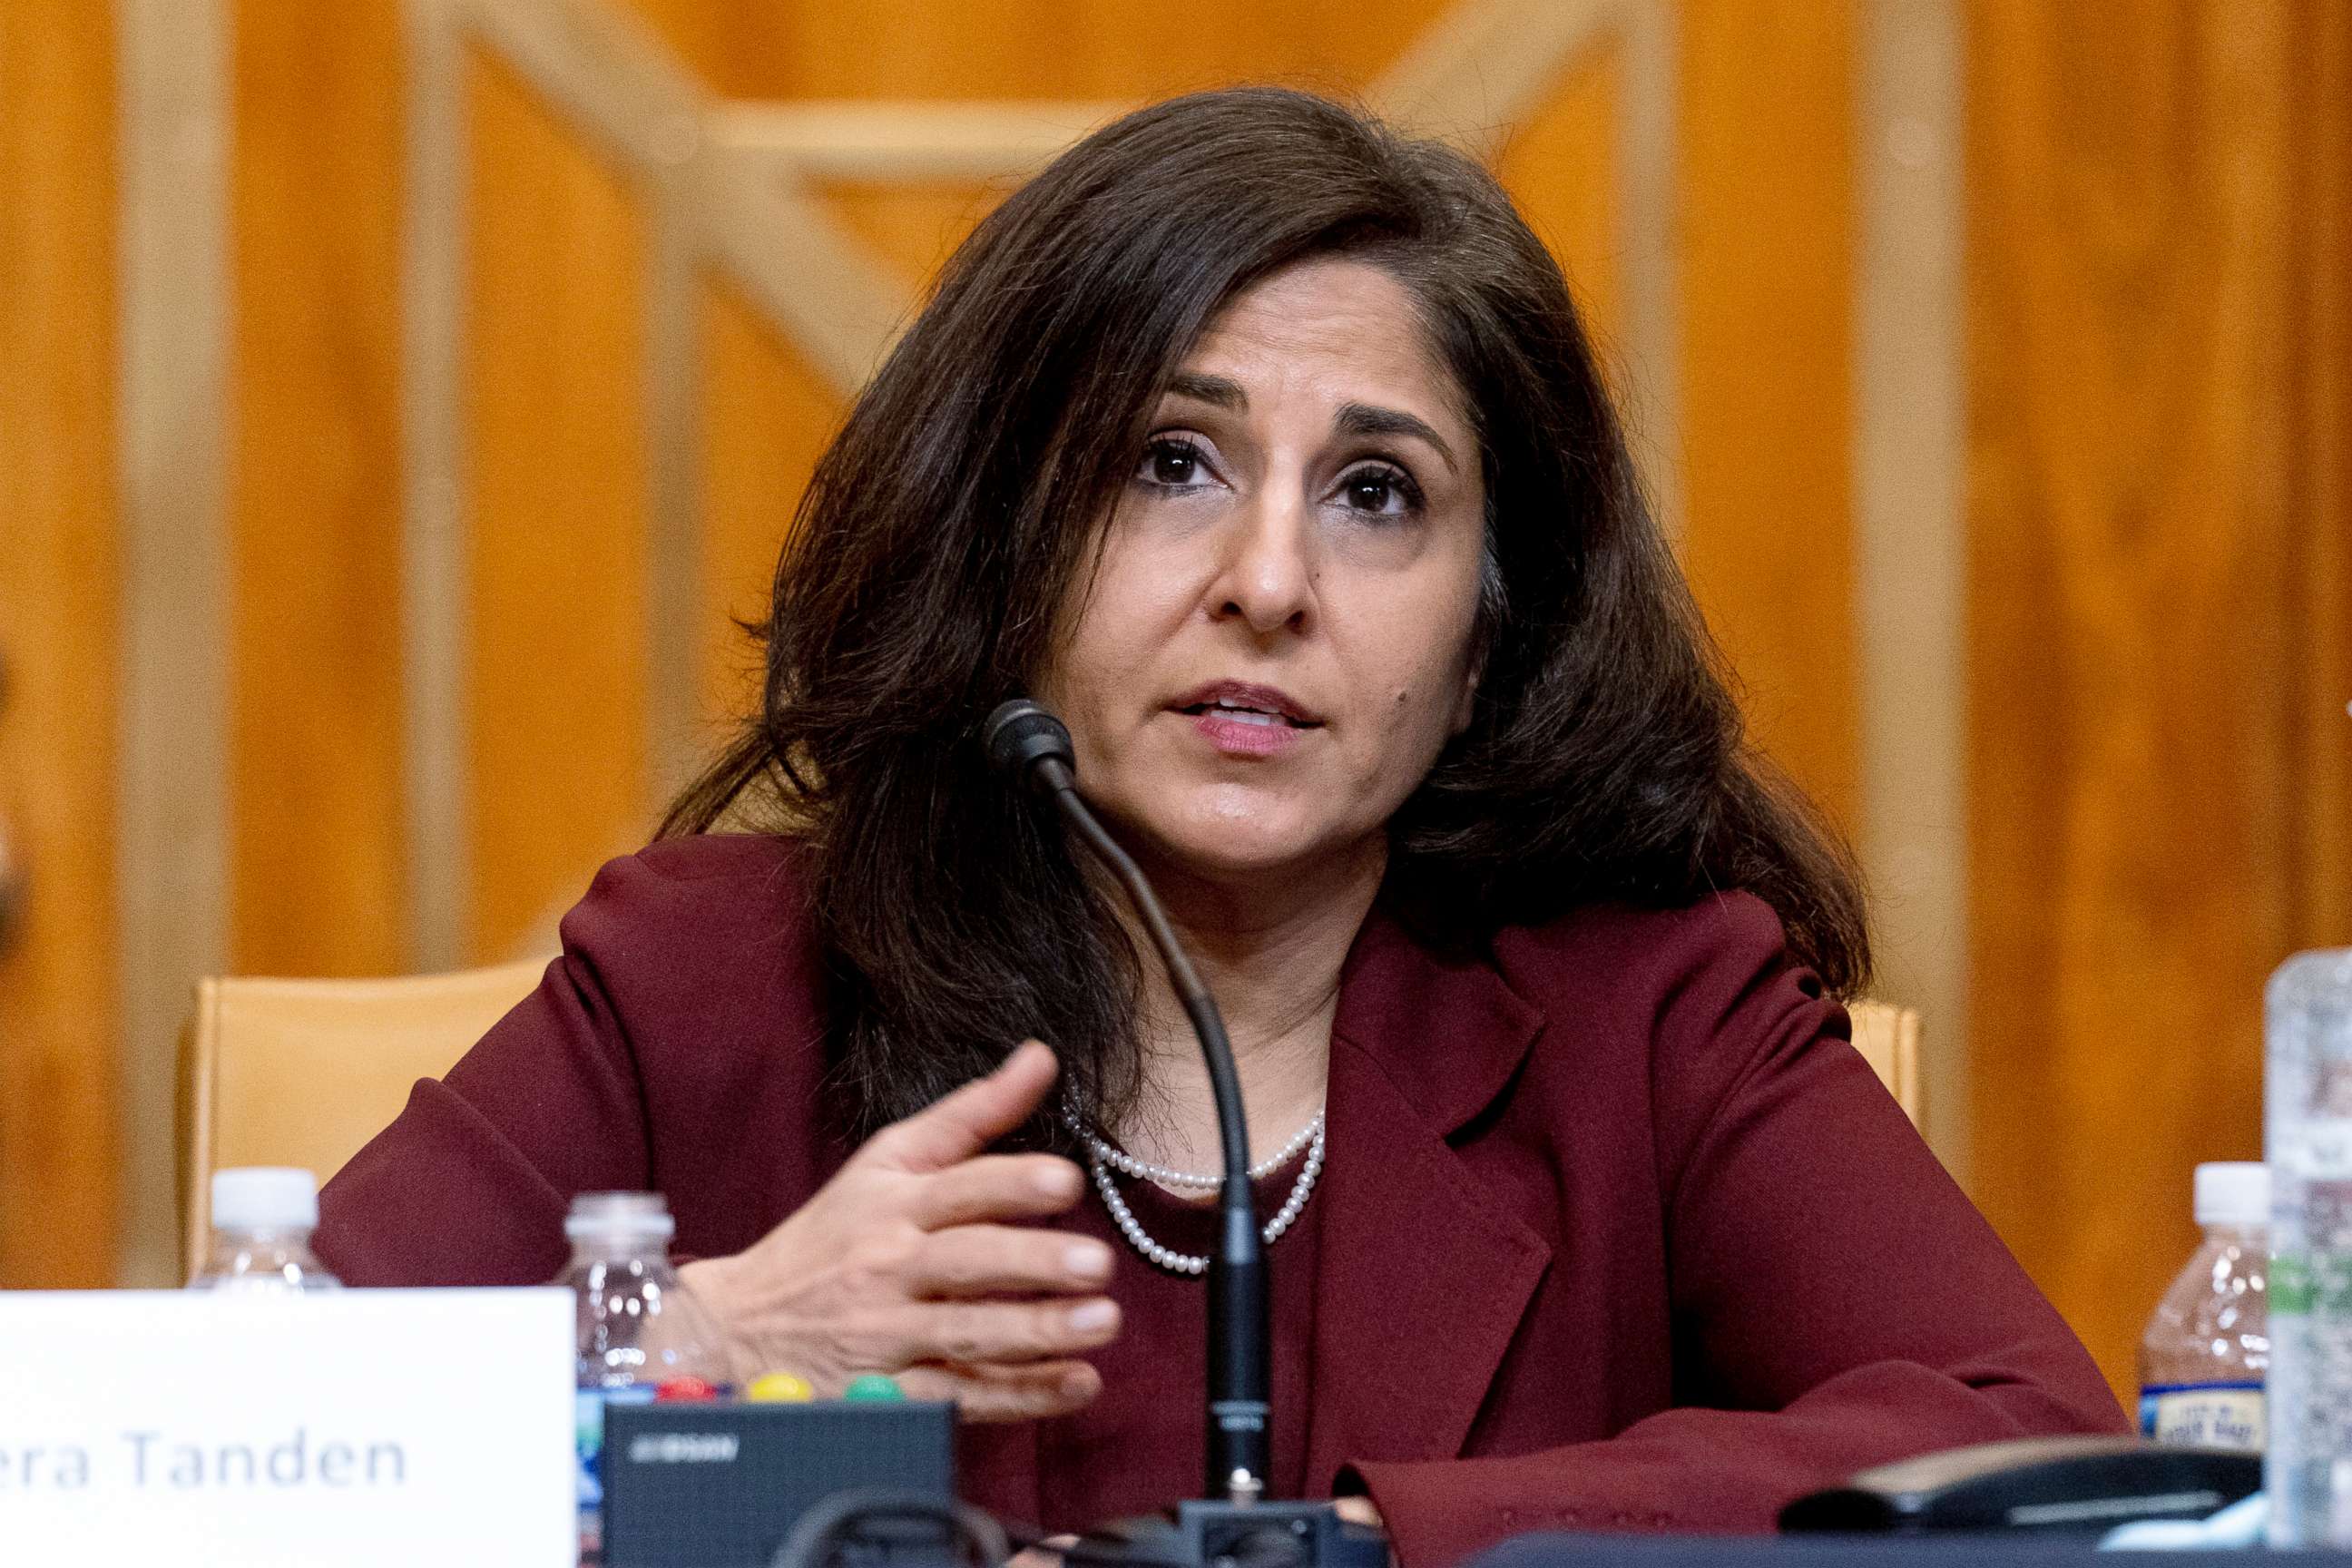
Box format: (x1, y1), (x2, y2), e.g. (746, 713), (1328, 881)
(464, 51), (652, 962)
(619, 0), (740, 94)
(2291, 1), (2352, 951)
(230, 0), (408, 978)
(816, 181), (1002, 299)
(699, 283), (840, 728)
(1675, 0), (1859, 834)
(0, 0), (122, 1287)
(695, 0), (1439, 100)
(1494, 50), (1625, 360)
(1967, 0), (2319, 1397)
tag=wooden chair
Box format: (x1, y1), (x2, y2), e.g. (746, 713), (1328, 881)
(175, 956), (549, 1279)
(1848, 999), (1924, 1127)
(175, 963), (1926, 1277)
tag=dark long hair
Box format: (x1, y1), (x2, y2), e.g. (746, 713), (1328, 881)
(664, 86), (1870, 1142)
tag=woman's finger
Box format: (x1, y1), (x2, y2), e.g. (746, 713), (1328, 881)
(861, 1040), (1061, 1173)
(906, 1224), (1114, 1298)
(868, 1295), (1122, 1368)
(894, 1358), (1102, 1423)
(910, 1153), (1085, 1230)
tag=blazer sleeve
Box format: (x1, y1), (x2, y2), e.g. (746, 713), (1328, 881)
(313, 855), (665, 1287)
(1349, 896), (2126, 1562)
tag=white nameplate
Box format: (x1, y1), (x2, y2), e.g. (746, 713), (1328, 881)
(0, 1289), (573, 1566)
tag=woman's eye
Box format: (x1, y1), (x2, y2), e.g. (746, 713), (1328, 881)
(1139, 438), (1210, 488)
(1336, 464), (1421, 516)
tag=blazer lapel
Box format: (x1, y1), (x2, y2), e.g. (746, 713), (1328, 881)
(1302, 911), (1553, 1491)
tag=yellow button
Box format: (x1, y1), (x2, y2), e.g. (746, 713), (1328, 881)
(746, 1372), (814, 1403)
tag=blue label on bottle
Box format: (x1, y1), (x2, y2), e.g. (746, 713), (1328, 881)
(2138, 1381), (2264, 1451)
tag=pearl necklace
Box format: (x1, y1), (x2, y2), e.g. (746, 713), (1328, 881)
(1088, 1110), (1324, 1192)
(1073, 1112), (1326, 1277)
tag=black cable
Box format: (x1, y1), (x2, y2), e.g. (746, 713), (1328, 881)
(770, 1488), (1012, 1568)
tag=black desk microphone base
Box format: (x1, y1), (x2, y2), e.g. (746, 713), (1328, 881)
(1063, 1501), (1389, 1568)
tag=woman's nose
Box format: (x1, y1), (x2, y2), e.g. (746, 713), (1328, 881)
(1209, 490), (1316, 635)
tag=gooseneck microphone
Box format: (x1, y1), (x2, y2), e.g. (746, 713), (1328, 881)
(983, 698), (1270, 1505)
(985, 699), (1385, 1568)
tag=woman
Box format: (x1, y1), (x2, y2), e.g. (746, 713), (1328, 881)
(318, 87), (2122, 1563)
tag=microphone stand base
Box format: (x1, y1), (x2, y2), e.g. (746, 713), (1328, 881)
(1063, 1500), (1388, 1568)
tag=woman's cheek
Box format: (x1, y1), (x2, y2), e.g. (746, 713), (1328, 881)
(1382, 678), (1459, 789)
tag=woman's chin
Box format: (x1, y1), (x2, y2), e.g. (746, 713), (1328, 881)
(1135, 818), (1375, 893)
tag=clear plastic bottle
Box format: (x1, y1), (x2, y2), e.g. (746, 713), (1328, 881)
(558, 1191), (723, 1564)
(2266, 947), (2352, 1548)
(2138, 1161), (2268, 1449)
(187, 1167), (343, 1292)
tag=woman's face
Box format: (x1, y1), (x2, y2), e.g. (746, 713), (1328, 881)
(1035, 257), (1488, 891)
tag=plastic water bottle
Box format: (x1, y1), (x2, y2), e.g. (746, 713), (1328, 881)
(2266, 948), (2352, 1546)
(558, 1191), (722, 1563)
(187, 1167), (343, 1292)
(2138, 1161), (2268, 1449)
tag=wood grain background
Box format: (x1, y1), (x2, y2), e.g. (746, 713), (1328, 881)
(1, 0), (2346, 1406)
(0, 0), (122, 1289)
(1965, 0), (2351, 1399)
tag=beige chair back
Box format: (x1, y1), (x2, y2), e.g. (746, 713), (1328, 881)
(1848, 998), (1924, 1126)
(176, 957), (549, 1279)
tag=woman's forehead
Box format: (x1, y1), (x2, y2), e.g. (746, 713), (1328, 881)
(1166, 259), (1471, 436)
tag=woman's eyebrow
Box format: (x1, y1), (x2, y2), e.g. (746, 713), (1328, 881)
(1165, 370), (1247, 409)
(1160, 376), (1460, 475)
(1337, 402), (1458, 474)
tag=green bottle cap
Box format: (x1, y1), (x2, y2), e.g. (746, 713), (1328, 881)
(841, 1373), (904, 1402)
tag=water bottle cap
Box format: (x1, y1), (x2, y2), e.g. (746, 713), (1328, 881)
(564, 1191), (675, 1241)
(211, 1167), (319, 1231)
(2194, 1161), (2269, 1228)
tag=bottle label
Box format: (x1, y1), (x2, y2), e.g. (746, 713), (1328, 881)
(2272, 1251), (2352, 1313)
(2276, 1121), (2352, 1180)
(2138, 1381), (2265, 1451)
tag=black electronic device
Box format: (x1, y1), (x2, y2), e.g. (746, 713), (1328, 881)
(1777, 1434), (2262, 1535)
(600, 1399), (956, 1568)
(984, 698), (1376, 1568)
(1063, 1500), (1389, 1568)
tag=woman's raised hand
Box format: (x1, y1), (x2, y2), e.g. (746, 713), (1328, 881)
(680, 1040), (1120, 1421)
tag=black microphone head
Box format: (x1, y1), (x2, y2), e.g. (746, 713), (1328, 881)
(984, 699), (1076, 789)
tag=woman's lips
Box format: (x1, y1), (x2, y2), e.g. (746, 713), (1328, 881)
(1169, 681), (1321, 724)
(1168, 681), (1322, 758)
(1183, 706), (1310, 757)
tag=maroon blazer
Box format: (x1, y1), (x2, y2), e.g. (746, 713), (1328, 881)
(317, 834), (2123, 1564)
